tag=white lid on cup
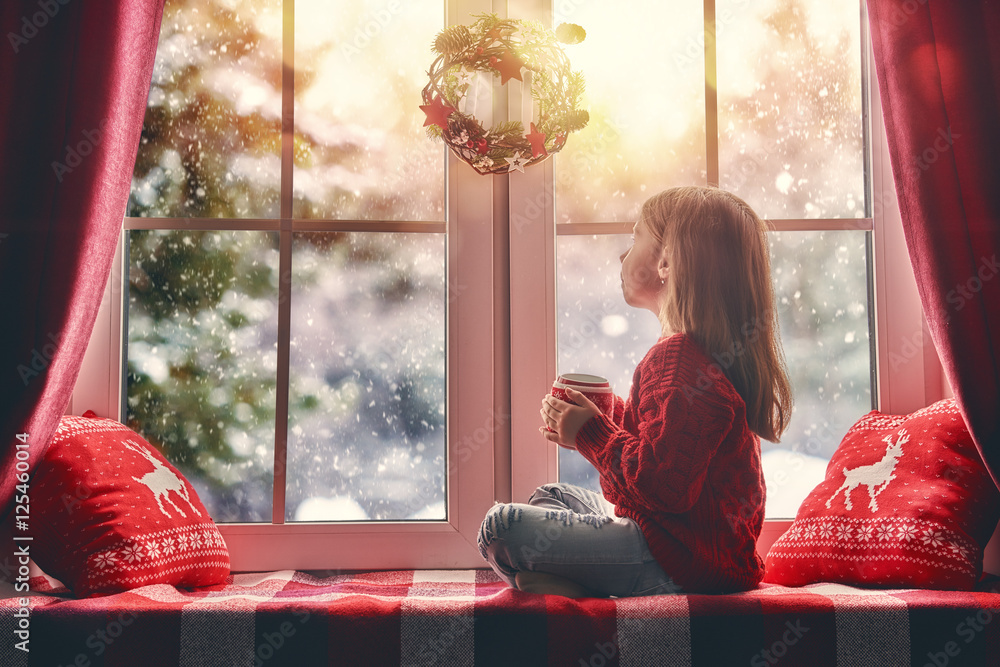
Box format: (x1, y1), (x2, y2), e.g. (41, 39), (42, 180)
(557, 373), (609, 387)
(553, 381), (612, 393)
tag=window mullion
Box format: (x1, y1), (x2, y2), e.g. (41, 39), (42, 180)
(507, 0), (559, 503)
(272, 231), (291, 525)
(705, 0), (719, 187)
(271, 0), (295, 525)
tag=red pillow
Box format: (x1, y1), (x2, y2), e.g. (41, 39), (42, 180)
(764, 399), (1000, 590)
(25, 412), (230, 596)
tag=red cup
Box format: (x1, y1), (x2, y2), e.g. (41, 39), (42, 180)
(547, 373), (614, 430)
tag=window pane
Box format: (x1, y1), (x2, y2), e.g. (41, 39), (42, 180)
(717, 0), (864, 219)
(553, 1), (706, 224)
(129, 0), (283, 218)
(556, 234), (662, 491)
(292, 0), (445, 221)
(125, 230), (280, 523)
(286, 232), (446, 521)
(555, 231), (873, 519)
(765, 230), (872, 517)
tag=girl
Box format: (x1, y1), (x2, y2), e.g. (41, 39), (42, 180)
(478, 186), (793, 597)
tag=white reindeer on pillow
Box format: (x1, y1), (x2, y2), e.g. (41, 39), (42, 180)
(123, 439), (202, 519)
(826, 429), (909, 513)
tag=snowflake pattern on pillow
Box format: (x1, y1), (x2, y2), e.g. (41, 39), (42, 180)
(764, 399), (1000, 590)
(26, 414), (230, 597)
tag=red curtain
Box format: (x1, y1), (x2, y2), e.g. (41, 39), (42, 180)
(0, 1), (165, 518)
(868, 1), (1000, 483)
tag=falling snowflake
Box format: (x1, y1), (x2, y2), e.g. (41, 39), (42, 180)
(818, 522), (834, 539)
(857, 524), (874, 541)
(775, 171), (794, 194)
(898, 524), (919, 542)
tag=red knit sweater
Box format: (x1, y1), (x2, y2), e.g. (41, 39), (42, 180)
(575, 333), (766, 593)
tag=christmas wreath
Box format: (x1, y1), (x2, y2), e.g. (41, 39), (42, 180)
(420, 14), (588, 175)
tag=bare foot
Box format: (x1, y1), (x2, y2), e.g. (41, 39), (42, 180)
(514, 571), (600, 598)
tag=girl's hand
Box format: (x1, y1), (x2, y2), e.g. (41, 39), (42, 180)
(538, 388), (601, 449)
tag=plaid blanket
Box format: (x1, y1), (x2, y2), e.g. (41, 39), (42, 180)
(2, 569), (1000, 666)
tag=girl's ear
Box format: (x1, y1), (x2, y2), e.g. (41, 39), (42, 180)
(657, 252), (670, 283)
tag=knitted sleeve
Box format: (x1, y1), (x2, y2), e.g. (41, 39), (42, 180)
(611, 394), (626, 426)
(574, 341), (736, 514)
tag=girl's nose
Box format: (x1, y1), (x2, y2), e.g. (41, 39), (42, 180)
(619, 250), (628, 263)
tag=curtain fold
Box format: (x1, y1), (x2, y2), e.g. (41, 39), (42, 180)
(0, 1), (165, 518)
(867, 1), (1000, 483)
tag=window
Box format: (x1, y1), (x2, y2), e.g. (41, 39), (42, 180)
(101, 0), (501, 571)
(505, 0), (940, 525)
(545, 0), (872, 519)
(76, 0), (941, 568)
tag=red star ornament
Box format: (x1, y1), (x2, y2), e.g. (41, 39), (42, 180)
(494, 50), (524, 85)
(420, 95), (456, 130)
(526, 123), (548, 158)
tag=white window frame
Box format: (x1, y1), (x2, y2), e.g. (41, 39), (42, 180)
(73, 0), (949, 569)
(72, 0), (506, 572)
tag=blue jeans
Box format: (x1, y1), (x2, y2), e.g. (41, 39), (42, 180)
(478, 483), (679, 597)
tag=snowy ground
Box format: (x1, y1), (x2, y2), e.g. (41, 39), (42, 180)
(761, 449), (829, 519)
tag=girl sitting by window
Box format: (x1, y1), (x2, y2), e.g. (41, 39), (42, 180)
(479, 186), (793, 597)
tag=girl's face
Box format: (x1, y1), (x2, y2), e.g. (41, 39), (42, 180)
(619, 217), (667, 315)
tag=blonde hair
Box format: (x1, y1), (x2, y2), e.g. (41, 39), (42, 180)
(642, 186), (793, 442)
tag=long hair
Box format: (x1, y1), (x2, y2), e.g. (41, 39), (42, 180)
(642, 186), (793, 442)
